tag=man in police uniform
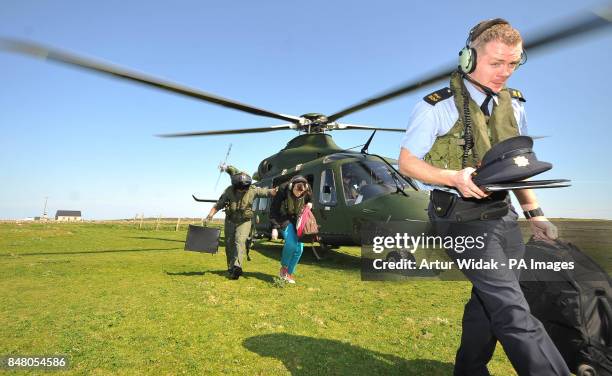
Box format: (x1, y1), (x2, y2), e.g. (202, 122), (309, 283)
(206, 166), (277, 279)
(398, 20), (570, 375)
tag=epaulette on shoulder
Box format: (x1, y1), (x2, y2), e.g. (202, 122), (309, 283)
(423, 87), (452, 105)
(508, 88), (526, 102)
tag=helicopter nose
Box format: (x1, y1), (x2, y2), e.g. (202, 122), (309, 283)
(357, 191), (430, 223)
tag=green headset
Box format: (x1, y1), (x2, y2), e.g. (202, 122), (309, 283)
(458, 18), (527, 74)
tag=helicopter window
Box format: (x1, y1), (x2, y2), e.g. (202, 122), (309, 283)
(319, 169), (337, 206)
(341, 160), (408, 205)
(252, 198), (259, 211)
(258, 197), (269, 211)
(323, 153), (362, 164)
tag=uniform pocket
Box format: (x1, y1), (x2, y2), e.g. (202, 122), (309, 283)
(447, 133), (470, 170)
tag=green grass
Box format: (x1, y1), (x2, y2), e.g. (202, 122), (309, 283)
(0, 222), (518, 375)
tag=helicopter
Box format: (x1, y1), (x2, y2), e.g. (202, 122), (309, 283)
(1, 8), (610, 251)
(193, 128), (432, 250)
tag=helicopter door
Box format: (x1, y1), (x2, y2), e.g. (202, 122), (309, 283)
(252, 196), (271, 238)
(316, 168), (351, 245)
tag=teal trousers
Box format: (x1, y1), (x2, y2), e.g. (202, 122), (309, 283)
(280, 223), (304, 275)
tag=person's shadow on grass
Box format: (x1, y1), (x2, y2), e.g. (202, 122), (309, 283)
(165, 270), (274, 283)
(165, 271), (205, 276)
(243, 333), (453, 375)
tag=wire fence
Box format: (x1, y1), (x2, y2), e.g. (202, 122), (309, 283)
(2, 218), (224, 232)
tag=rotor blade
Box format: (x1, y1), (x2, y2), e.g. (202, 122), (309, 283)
(214, 143), (233, 191)
(327, 6), (612, 122)
(335, 123), (406, 132)
(0, 38), (301, 124)
(328, 67), (453, 122)
(222, 143), (233, 164)
(523, 6), (612, 51)
(192, 195), (217, 203)
(157, 123), (297, 137)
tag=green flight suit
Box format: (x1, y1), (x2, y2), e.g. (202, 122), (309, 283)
(214, 185), (274, 269)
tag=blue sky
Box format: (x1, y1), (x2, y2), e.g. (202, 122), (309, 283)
(1, 0), (611, 219)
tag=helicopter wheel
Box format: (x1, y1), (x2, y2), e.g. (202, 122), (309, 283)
(385, 250), (416, 276)
(385, 250), (415, 263)
(319, 243), (335, 252)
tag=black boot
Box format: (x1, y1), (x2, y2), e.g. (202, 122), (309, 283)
(231, 266), (243, 280)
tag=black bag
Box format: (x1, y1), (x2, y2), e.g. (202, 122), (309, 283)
(184, 224), (220, 254)
(520, 238), (612, 376)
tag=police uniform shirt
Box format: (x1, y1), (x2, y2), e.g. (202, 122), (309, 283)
(400, 79), (528, 191)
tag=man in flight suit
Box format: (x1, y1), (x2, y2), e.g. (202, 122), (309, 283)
(206, 165), (277, 279)
(398, 19), (570, 375)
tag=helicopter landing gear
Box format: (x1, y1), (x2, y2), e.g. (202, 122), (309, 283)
(311, 245), (322, 261)
(385, 249), (416, 264)
(311, 243), (335, 261)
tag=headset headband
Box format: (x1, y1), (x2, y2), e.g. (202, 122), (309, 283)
(467, 18), (510, 45)
(288, 175), (309, 192)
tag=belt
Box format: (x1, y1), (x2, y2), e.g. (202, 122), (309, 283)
(431, 189), (510, 222)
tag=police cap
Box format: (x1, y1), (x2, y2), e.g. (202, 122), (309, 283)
(472, 136), (552, 186)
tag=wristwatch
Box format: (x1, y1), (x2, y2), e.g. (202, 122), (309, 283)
(523, 207), (544, 219)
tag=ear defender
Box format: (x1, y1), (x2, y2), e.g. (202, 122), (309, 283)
(514, 49), (528, 71)
(458, 46), (477, 74)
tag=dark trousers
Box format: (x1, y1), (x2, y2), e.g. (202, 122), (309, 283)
(429, 195), (570, 376)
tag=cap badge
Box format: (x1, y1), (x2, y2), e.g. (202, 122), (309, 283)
(513, 156), (529, 167)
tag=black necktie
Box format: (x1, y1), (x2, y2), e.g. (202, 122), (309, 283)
(481, 94), (493, 117)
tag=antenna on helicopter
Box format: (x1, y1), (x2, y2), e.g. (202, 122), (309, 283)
(361, 130), (377, 154)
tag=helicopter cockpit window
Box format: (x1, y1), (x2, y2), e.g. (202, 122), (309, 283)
(319, 169), (337, 206)
(341, 160), (409, 206)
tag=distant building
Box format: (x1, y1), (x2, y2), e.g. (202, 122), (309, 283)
(55, 210), (82, 222)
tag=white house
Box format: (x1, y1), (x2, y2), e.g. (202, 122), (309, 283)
(55, 210), (82, 222)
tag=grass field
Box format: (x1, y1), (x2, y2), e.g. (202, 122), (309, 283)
(0, 221), (523, 375)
